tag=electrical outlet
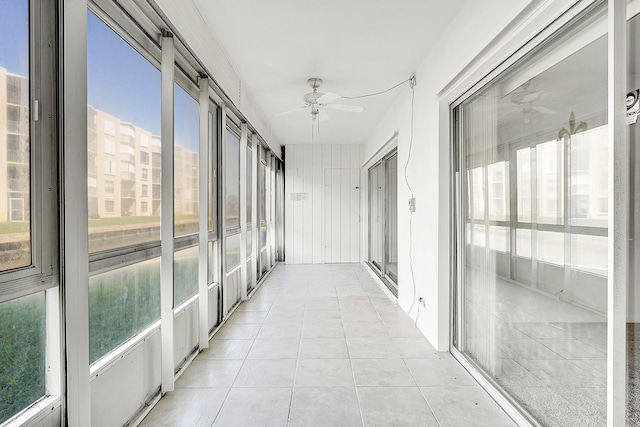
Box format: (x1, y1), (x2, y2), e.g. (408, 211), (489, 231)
(408, 198), (416, 212)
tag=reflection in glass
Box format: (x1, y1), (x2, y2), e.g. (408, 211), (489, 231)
(225, 129), (240, 229)
(368, 163), (383, 271)
(247, 146), (252, 225)
(208, 112), (216, 232)
(87, 11), (161, 253)
(455, 9), (608, 426)
(0, 293), (45, 424)
(89, 258), (161, 363)
(0, 1), (30, 270)
(628, 14), (640, 424)
(174, 245), (198, 306)
(225, 233), (241, 309)
(226, 233), (241, 272)
(246, 229), (253, 288)
(387, 155), (398, 279)
(174, 84), (199, 237)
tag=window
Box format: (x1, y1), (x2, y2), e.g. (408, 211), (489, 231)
(141, 201), (148, 213)
(87, 10), (161, 254)
(9, 198), (25, 222)
(141, 184), (148, 197)
(0, 2), (57, 423)
(0, 293), (46, 424)
(104, 159), (115, 175)
(140, 151), (149, 164)
(0, 0), (30, 272)
(247, 145), (253, 225)
(89, 258), (160, 363)
(453, 7), (608, 426)
(105, 180), (114, 193)
(174, 246), (198, 306)
(174, 83), (199, 237)
(141, 168), (148, 180)
(225, 128), (240, 229)
(104, 139), (115, 155)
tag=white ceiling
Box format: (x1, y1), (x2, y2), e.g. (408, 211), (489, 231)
(193, 0), (465, 145)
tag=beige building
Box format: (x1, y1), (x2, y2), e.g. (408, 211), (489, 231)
(87, 104), (197, 221)
(0, 67), (30, 224)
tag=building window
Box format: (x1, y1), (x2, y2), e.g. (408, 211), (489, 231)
(104, 160), (115, 175)
(105, 200), (115, 213)
(141, 168), (148, 180)
(141, 201), (148, 213)
(104, 139), (115, 155)
(141, 184), (148, 197)
(105, 180), (114, 193)
(140, 151), (149, 164)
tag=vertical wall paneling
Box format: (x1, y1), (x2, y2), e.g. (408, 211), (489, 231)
(285, 144), (361, 264)
(284, 146), (294, 263)
(350, 169), (361, 262)
(339, 169), (351, 262)
(303, 146), (314, 263)
(292, 146), (304, 263)
(312, 145), (323, 263)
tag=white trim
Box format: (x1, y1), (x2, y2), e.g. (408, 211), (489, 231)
(3, 396), (62, 427)
(451, 347), (534, 427)
(62, 0), (91, 424)
(160, 31), (175, 394)
(607, 0), (628, 425)
(198, 75), (209, 351)
(89, 321), (161, 379)
(362, 131), (399, 169)
(239, 123), (249, 300)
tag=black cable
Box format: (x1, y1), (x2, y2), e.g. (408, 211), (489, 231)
(406, 78), (419, 319)
(342, 78), (412, 100)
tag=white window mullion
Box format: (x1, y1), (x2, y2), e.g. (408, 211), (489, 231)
(250, 135), (258, 291)
(607, 0), (628, 425)
(160, 30), (175, 394)
(239, 123), (248, 300)
(219, 107), (228, 316)
(198, 75), (209, 350)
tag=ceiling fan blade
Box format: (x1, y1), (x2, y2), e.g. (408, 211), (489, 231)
(319, 109), (330, 122)
(317, 92), (342, 104)
(325, 103), (364, 113)
(275, 106), (307, 116)
(532, 105), (556, 115)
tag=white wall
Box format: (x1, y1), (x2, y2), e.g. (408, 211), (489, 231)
(361, 0), (572, 350)
(284, 144), (362, 264)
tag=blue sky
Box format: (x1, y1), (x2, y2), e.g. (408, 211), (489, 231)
(0, 0), (29, 75)
(88, 11), (199, 150)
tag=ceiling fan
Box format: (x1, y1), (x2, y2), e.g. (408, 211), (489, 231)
(277, 78), (364, 123)
(508, 80), (556, 115)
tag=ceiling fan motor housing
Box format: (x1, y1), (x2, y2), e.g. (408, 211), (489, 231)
(304, 91), (323, 105)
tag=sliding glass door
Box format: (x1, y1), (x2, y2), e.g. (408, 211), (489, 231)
(452, 5), (610, 425)
(368, 150), (398, 292)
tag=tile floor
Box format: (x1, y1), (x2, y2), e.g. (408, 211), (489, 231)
(140, 263), (514, 427)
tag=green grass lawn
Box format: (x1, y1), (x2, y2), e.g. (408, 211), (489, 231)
(0, 222), (29, 235)
(88, 215), (197, 228)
